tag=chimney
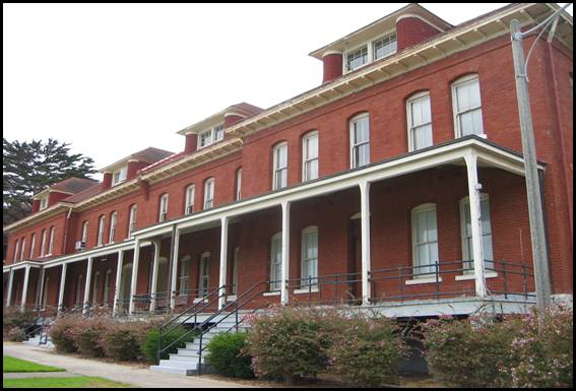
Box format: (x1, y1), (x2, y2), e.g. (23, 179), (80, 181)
(395, 15), (442, 52)
(224, 113), (245, 128)
(322, 51), (343, 84)
(127, 160), (148, 180)
(102, 172), (113, 190)
(32, 199), (40, 214)
(185, 131), (198, 154)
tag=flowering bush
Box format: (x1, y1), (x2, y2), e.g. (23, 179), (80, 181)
(502, 306), (573, 388)
(3, 308), (36, 335)
(206, 332), (254, 379)
(70, 316), (108, 357)
(49, 314), (80, 353)
(245, 306), (339, 384)
(327, 314), (409, 387)
(4, 326), (27, 342)
(101, 320), (155, 361)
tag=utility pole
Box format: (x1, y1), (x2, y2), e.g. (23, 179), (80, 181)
(509, 15), (562, 316)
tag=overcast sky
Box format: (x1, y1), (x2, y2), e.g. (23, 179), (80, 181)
(3, 3), (572, 179)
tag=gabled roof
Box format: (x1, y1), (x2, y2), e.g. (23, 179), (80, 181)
(33, 177), (98, 199)
(99, 147), (173, 173)
(177, 102), (264, 136)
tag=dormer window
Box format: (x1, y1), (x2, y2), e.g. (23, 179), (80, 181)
(198, 124), (224, 149)
(373, 33), (397, 60)
(39, 195), (49, 211)
(346, 46), (368, 72)
(112, 166), (127, 186)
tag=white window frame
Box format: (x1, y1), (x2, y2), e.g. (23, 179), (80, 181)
(29, 234), (36, 259)
(452, 74), (484, 138)
(97, 215), (106, 247)
(185, 185), (195, 215)
(272, 142), (288, 190)
(128, 205), (137, 238)
(345, 44), (369, 72)
(235, 168), (242, 201)
(75, 273), (84, 306)
(350, 113), (370, 169)
(159, 194), (169, 222)
(300, 226), (319, 288)
(179, 256), (191, 295)
(198, 123), (225, 149)
(112, 166), (128, 186)
(407, 91), (433, 152)
(14, 240), (20, 262)
(40, 229), (47, 257)
(411, 203), (439, 278)
(372, 32), (397, 61)
(103, 269), (112, 305)
(302, 131), (319, 182)
(109, 211), (118, 244)
(198, 252), (210, 298)
(47, 226), (55, 256)
(20, 238), (26, 261)
(459, 194), (494, 273)
(39, 195), (49, 211)
(92, 271), (100, 305)
(81, 221), (89, 245)
(270, 232), (282, 292)
(204, 178), (215, 210)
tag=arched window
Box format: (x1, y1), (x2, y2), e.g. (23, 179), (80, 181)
(109, 211), (118, 243)
(47, 227), (56, 255)
(97, 215), (106, 246)
(127, 205), (137, 238)
(411, 203), (439, 277)
(407, 91), (433, 151)
(29, 234), (36, 259)
(235, 168), (243, 201)
(272, 142), (288, 190)
(302, 131), (319, 182)
(203, 178), (215, 210)
(452, 74), (484, 137)
(350, 113), (370, 168)
(159, 194), (169, 222)
(185, 185), (195, 215)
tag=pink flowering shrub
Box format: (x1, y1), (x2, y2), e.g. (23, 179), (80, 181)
(101, 320), (155, 361)
(502, 306), (572, 388)
(245, 306), (340, 384)
(49, 314), (81, 353)
(327, 314), (409, 387)
(69, 316), (108, 357)
(423, 306), (573, 388)
(4, 326), (27, 342)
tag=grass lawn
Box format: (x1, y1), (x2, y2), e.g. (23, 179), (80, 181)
(3, 356), (65, 373)
(3, 376), (133, 388)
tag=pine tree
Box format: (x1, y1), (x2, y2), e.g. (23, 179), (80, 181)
(3, 138), (97, 226)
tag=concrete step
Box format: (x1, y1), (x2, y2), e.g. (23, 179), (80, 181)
(150, 365), (197, 376)
(159, 359), (198, 369)
(168, 353), (201, 363)
(175, 349), (200, 358)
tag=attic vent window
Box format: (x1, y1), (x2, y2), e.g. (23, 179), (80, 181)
(39, 195), (49, 211)
(198, 124), (225, 149)
(112, 166), (127, 186)
(346, 46), (368, 71)
(373, 33), (397, 60)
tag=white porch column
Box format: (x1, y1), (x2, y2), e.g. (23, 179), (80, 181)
(218, 216), (229, 310)
(6, 269), (15, 308)
(58, 263), (68, 312)
(20, 266), (31, 311)
(465, 151), (487, 297)
(36, 267), (46, 310)
(83, 257), (94, 314)
(112, 250), (124, 316)
(280, 201), (291, 305)
(149, 240), (161, 312)
(129, 238), (141, 314)
(359, 180), (372, 306)
(169, 229), (181, 311)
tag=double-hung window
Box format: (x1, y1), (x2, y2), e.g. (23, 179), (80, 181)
(29, 234), (36, 259)
(460, 195), (494, 273)
(185, 185), (195, 215)
(81, 221), (89, 246)
(204, 178), (215, 210)
(128, 205), (137, 238)
(198, 252), (210, 298)
(350, 113), (370, 168)
(235, 168), (242, 200)
(198, 124), (224, 149)
(302, 131), (319, 182)
(97, 216), (106, 247)
(159, 194), (169, 222)
(14, 240), (20, 262)
(20, 238), (26, 261)
(103, 269), (112, 305)
(40, 229), (47, 257)
(346, 46), (368, 71)
(47, 227), (55, 255)
(373, 33), (397, 60)
(272, 143), (288, 190)
(301, 227), (319, 289)
(270, 233), (282, 292)
(407, 92), (433, 151)
(109, 211), (117, 243)
(39, 195), (49, 211)
(199, 129), (213, 148)
(112, 166), (127, 186)
(179, 257), (191, 295)
(411, 204), (439, 277)
(452, 74), (484, 137)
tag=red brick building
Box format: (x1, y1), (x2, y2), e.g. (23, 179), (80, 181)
(3, 3), (573, 319)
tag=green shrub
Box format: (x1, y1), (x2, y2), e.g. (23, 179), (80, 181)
(327, 314), (409, 387)
(244, 306), (338, 384)
(206, 332), (254, 379)
(141, 326), (196, 364)
(48, 315), (80, 353)
(101, 321), (154, 361)
(4, 326), (27, 342)
(3, 308), (37, 335)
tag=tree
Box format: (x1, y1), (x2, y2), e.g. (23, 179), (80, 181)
(3, 138), (97, 226)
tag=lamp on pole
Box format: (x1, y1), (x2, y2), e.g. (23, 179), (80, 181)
(509, 3), (571, 316)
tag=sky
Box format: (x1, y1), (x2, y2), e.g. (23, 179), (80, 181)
(3, 3), (572, 180)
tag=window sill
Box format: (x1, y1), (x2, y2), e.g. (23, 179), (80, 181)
(263, 291), (281, 297)
(227, 295), (237, 302)
(455, 272), (498, 281)
(193, 298), (208, 304)
(294, 287), (319, 295)
(405, 277), (443, 285)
